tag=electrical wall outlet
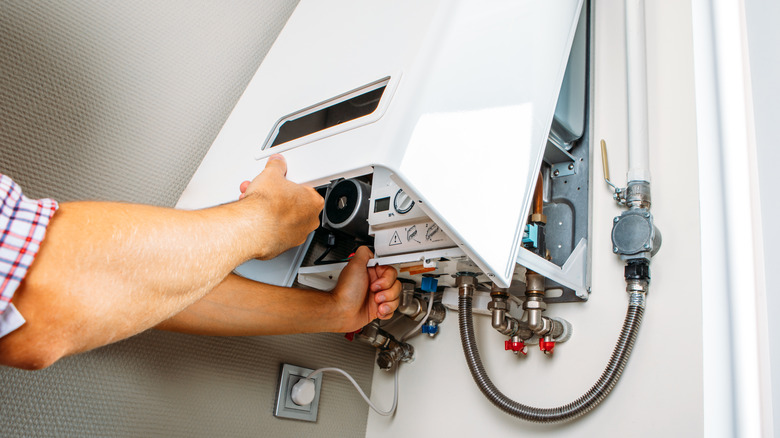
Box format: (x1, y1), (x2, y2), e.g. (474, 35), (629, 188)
(273, 363), (323, 422)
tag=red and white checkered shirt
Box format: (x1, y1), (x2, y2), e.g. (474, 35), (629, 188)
(0, 174), (58, 317)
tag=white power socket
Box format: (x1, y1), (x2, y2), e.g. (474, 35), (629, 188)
(273, 364), (323, 422)
(291, 378), (317, 405)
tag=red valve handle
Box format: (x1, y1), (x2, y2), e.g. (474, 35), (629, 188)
(504, 340), (527, 355)
(539, 339), (556, 353)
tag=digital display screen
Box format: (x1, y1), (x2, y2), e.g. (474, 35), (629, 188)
(374, 197), (390, 213)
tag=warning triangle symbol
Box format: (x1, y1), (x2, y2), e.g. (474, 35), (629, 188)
(389, 231), (403, 246)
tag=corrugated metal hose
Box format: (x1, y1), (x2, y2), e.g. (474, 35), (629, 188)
(458, 294), (644, 423)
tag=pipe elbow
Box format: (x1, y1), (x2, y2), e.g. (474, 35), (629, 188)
(398, 286), (423, 319)
(397, 300), (421, 318)
(491, 309), (508, 331)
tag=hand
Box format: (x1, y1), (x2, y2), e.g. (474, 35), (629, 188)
(238, 154), (324, 260)
(331, 246), (401, 333)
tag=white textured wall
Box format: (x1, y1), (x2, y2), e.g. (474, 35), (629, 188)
(366, 0), (704, 436)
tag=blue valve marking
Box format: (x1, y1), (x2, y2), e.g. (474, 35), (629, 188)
(420, 277), (438, 293)
(422, 324), (439, 334)
(522, 223), (539, 249)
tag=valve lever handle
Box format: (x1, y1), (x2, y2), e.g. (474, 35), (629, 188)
(600, 139), (617, 190)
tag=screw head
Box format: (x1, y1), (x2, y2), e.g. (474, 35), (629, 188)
(613, 247), (619, 253)
(568, 163), (574, 170)
(553, 169), (560, 176)
(614, 217), (620, 223)
(643, 243), (651, 250)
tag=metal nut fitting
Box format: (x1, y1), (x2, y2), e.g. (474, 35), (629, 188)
(626, 279), (648, 294)
(626, 181), (651, 209)
(523, 300), (547, 311)
(530, 213), (547, 224)
(456, 274), (478, 298)
(490, 284), (509, 297)
(488, 299), (509, 311)
(455, 274), (478, 287)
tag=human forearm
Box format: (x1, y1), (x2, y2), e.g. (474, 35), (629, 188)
(2, 200), (262, 365)
(155, 274), (346, 336)
(156, 248), (403, 337)
(0, 155), (323, 370)
(157, 247), (401, 336)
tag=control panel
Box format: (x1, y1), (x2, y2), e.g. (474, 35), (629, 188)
(369, 167), (456, 257)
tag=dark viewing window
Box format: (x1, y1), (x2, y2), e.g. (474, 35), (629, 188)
(374, 197), (391, 213)
(270, 83), (387, 148)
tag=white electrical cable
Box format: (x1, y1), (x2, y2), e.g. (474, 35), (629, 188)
(305, 366), (399, 416)
(294, 293), (432, 417)
(400, 292), (435, 342)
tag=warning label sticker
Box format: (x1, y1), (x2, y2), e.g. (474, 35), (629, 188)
(375, 221), (455, 257)
(426, 223), (444, 242)
(406, 225), (420, 243)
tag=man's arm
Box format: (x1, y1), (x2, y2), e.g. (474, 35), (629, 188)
(0, 155), (323, 370)
(155, 247), (402, 336)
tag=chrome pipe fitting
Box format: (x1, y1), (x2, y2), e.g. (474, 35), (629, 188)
(456, 274), (478, 298)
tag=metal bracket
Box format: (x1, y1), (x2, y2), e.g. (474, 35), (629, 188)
(544, 139), (577, 179)
(551, 161), (577, 178)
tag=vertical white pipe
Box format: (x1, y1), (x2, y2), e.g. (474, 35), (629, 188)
(625, 0), (651, 184)
(692, 0), (768, 435)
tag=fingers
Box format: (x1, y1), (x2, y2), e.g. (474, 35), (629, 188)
(376, 280), (401, 319)
(369, 258), (400, 320)
(369, 264), (396, 293)
(263, 154), (287, 177)
(238, 180), (250, 200)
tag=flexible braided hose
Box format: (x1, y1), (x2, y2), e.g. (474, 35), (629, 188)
(458, 294), (644, 423)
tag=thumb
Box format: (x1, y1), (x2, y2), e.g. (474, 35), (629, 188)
(263, 154), (288, 177)
(345, 246), (372, 271)
(337, 246), (372, 285)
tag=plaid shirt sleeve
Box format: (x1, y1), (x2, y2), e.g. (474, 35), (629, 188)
(0, 174), (58, 316)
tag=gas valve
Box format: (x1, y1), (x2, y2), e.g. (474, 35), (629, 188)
(504, 338), (527, 355)
(422, 320), (439, 336)
(539, 337), (555, 355)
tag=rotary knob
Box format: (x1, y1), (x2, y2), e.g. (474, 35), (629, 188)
(393, 189), (415, 214)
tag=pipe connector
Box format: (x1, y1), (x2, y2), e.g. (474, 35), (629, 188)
(360, 320), (415, 370)
(628, 291), (647, 309)
(491, 283), (509, 297)
(525, 272), (546, 294)
(625, 181), (651, 210)
(377, 341), (415, 371)
(488, 295), (521, 337)
(456, 274), (478, 298)
(398, 282), (422, 318)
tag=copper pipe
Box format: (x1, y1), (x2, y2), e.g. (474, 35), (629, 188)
(530, 172), (546, 224)
(533, 172), (544, 216)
